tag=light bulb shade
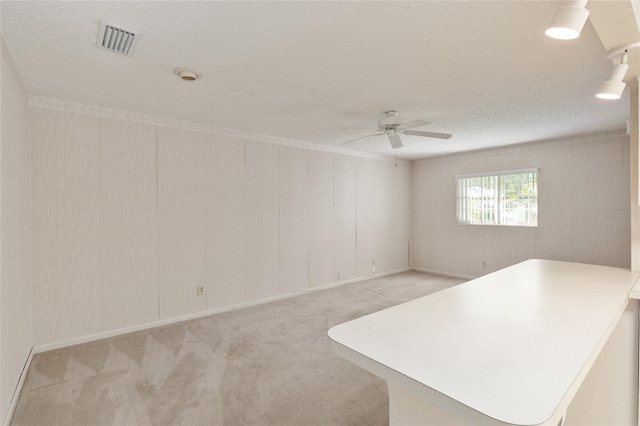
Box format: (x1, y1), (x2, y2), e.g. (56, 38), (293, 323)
(595, 62), (629, 100)
(596, 80), (626, 100)
(545, 5), (589, 39)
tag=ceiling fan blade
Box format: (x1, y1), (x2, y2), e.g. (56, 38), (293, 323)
(388, 133), (403, 149)
(342, 127), (379, 131)
(395, 119), (431, 131)
(341, 132), (385, 145)
(403, 130), (452, 140)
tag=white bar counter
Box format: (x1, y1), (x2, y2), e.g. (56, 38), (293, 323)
(328, 259), (640, 425)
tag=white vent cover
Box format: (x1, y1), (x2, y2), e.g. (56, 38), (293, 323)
(96, 21), (140, 56)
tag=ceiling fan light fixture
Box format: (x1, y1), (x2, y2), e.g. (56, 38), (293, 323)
(545, 0), (589, 40)
(596, 52), (629, 100)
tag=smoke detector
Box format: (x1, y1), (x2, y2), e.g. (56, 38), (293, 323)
(173, 68), (201, 81)
(96, 21), (141, 56)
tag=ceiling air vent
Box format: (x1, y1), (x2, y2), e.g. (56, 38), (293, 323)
(96, 21), (141, 56)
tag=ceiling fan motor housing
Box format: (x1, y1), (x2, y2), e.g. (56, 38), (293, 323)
(378, 111), (405, 129)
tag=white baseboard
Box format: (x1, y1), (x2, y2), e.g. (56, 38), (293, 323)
(14, 265), (448, 425)
(32, 267), (430, 354)
(3, 347), (34, 426)
(376, 267), (413, 277)
(35, 273), (399, 354)
(412, 267), (475, 281)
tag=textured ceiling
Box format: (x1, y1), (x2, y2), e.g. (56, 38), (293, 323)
(0, 1), (631, 160)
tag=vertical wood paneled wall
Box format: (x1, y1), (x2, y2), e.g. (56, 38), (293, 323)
(412, 134), (631, 277)
(1, 39), (33, 423)
(30, 107), (411, 346)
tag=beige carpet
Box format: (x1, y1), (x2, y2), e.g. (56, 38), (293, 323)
(12, 271), (465, 426)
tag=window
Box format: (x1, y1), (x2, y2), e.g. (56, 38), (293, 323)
(456, 169), (538, 227)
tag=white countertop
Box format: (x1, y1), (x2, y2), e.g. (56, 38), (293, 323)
(629, 278), (640, 300)
(328, 259), (640, 425)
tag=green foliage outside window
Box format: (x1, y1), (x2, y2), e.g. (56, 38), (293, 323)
(457, 171), (537, 226)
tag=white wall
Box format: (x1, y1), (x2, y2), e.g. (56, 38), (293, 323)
(412, 133), (631, 277)
(29, 105), (412, 345)
(630, 85), (640, 270)
(0, 39), (33, 423)
(101, 119), (159, 330)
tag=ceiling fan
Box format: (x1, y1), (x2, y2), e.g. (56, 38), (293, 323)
(341, 111), (452, 149)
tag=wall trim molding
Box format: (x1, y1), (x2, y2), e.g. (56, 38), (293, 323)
(28, 95), (406, 164)
(414, 129), (629, 165)
(3, 348), (34, 426)
(34, 269), (412, 354)
(28, 95), (625, 167)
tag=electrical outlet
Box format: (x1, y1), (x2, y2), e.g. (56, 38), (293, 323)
(482, 261), (487, 269)
(197, 285), (205, 296)
(337, 272), (341, 281)
(372, 259), (376, 274)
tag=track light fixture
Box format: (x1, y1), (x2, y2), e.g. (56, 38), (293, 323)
(596, 54), (628, 100)
(545, 0), (589, 40)
(596, 43), (639, 100)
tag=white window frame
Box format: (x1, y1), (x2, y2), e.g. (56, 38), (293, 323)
(456, 168), (539, 227)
